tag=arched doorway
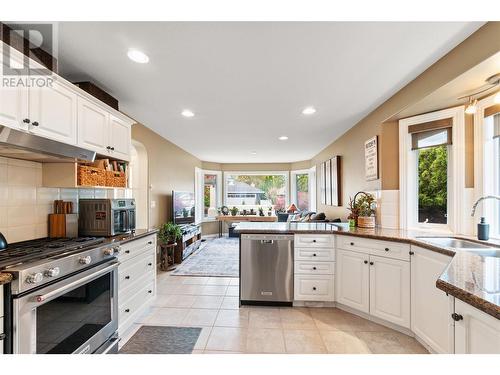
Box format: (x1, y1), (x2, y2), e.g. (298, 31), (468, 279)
(130, 140), (149, 229)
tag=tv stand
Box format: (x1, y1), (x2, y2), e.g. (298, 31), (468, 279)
(174, 223), (202, 263)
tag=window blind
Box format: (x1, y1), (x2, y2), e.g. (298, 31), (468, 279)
(494, 113), (500, 139)
(408, 118), (452, 150)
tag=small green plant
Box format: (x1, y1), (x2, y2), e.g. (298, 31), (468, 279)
(158, 222), (182, 244)
(355, 193), (376, 217)
(230, 206), (239, 216)
(258, 207), (264, 216)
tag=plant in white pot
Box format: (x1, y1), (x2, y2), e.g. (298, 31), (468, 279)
(353, 192), (377, 228)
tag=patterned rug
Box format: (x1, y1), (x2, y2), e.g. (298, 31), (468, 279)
(172, 237), (239, 277)
(119, 326), (201, 354)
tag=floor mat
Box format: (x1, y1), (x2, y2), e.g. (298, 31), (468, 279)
(172, 237), (239, 277)
(119, 326), (201, 354)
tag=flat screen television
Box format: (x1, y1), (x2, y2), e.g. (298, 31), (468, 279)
(172, 190), (195, 225)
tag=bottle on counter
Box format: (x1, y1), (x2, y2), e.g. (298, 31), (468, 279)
(478, 217), (490, 241)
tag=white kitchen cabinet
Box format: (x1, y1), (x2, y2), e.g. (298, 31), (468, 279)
(28, 80), (78, 145)
(335, 248), (369, 313)
(108, 115), (131, 161)
(77, 97), (110, 153)
(411, 245), (454, 353)
(0, 83), (28, 131)
(294, 274), (334, 301)
(454, 299), (500, 354)
(369, 254), (410, 328)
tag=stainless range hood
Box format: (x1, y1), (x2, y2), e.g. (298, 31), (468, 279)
(0, 125), (96, 163)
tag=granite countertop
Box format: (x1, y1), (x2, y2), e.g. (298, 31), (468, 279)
(0, 272), (13, 285)
(234, 222), (500, 319)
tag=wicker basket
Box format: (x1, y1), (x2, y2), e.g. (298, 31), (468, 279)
(357, 216), (376, 228)
(105, 170), (127, 187)
(77, 165), (106, 186)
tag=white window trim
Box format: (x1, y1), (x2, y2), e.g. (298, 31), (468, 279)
(291, 166), (316, 212)
(195, 168), (222, 223)
(399, 106), (466, 234)
(473, 94), (500, 239)
(223, 170), (289, 208)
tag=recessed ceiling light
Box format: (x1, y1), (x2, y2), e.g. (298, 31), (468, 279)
(302, 106), (316, 115)
(127, 49), (149, 64)
(181, 109), (195, 118)
(279, 136), (288, 141)
(251, 151), (257, 155)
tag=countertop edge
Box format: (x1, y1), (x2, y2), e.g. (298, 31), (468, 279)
(0, 272), (13, 285)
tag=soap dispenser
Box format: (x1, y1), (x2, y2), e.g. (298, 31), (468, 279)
(478, 217), (490, 241)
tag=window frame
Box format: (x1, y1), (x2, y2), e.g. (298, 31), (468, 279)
(223, 170), (289, 210)
(474, 94), (500, 239)
(399, 106), (466, 233)
(195, 168), (222, 223)
(291, 166), (317, 212)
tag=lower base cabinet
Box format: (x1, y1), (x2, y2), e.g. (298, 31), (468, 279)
(335, 249), (369, 313)
(294, 274), (334, 301)
(410, 245), (454, 353)
(454, 299), (500, 354)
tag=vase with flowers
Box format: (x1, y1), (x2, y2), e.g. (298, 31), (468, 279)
(347, 191), (377, 228)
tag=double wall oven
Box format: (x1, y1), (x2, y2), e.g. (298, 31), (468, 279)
(2, 237), (120, 354)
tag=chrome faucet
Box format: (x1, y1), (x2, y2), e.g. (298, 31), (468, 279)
(471, 195), (500, 216)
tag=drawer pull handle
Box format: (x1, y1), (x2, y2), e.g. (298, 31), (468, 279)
(451, 313), (463, 321)
(125, 250), (130, 254)
(148, 290), (153, 294)
(312, 287), (317, 291)
(0, 333), (6, 340)
(364, 260), (368, 264)
(125, 309), (130, 313)
(312, 267), (317, 270)
(148, 241), (153, 245)
(148, 263), (153, 266)
(385, 248), (389, 252)
(369, 261), (374, 265)
(312, 239), (316, 243)
(313, 253), (317, 257)
(125, 276), (130, 279)
(409, 251), (415, 255)
(350, 242), (354, 246)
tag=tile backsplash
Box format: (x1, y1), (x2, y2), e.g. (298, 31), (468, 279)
(0, 157), (131, 243)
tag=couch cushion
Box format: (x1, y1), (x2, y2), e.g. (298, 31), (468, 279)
(310, 212), (326, 221)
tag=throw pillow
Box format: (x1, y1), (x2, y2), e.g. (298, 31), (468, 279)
(310, 212), (326, 221)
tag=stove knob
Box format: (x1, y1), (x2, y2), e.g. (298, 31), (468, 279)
(103, 248), (114, 256)
(45, 267), (60, 278)
(26, 272), (43, 284)
(113, 246), (121, 253)
(79, 256), (92, 265)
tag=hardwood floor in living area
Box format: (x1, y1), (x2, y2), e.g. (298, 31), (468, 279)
(121, 273), (428, 354)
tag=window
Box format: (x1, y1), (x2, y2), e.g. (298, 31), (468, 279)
(195, 168), (222, 222)
(224, 172), (288, 211)
(399, 106), (466, 233)
(291, 167), (316, 212)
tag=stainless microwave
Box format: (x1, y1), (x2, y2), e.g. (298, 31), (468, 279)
(79, 198), (136, 236)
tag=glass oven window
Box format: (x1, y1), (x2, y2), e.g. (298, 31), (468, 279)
(36, 273), (112, 354)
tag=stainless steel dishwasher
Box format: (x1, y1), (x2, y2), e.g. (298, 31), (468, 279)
(240, 234), (294, 305)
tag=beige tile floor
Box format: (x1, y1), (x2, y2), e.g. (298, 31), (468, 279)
(123, 273), (428, 354)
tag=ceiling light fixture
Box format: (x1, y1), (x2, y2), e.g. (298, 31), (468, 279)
(302, 106), (317, 115)
(465, 97), (478, 115)
(494, 92), (500, 104)
(127, 49), (149, 64)
(251, 151), (257, 155)
(278, 136), (288, 141)
(181, 109), (195, 118)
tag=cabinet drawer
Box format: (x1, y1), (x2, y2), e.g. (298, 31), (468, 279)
(295, 247), (335, 262)
(294, 261), (335, 275)
(119, 271), (155, 303)
(118, 235), (156, 262)
(118, 250), (155, 291)
(337, 235), (410, 261)
(119, 279), (155, 326)
(294, 275), (334, 301)
(294, 234), (334, 248)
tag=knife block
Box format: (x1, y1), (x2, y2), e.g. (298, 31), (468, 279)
(49, 214), (78, 238)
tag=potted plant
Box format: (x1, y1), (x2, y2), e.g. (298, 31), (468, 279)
(230, 206), (239, 216)
(354, 192), (377, 228)
(158, 222), (182, 245)
(346, 197), (359, 228)
(267, 207), (272, 216)
(258, 207), (264, 216)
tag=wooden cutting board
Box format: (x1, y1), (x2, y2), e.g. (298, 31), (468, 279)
(49, 214), (78, 238)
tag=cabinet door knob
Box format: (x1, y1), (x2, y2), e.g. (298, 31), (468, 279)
(106, 146), (111, 150)
(148, 241), (153, 245)
(312, 253), (317, 257)
(451, 313), (463, 321)
(125, 275), (130, 279)
(125, 309), (130, 313)
(350, 242), (354, 246)
(312, 266), (317, 270)
(148, 290), (153, 294)
(385, 248), (389, 252)
(110, 147), (115, 151)
(364, 260), (368, 264)
(312, 239), (316, 243)
(23, 118), (30, 124)
(31, 121), (39, 126)
(312, 287), (317, 291)
(148, 262), (152, 266)
(125, 250), (130, 254)
(409, 251), (415, 255)
(369, 261), (374, 265)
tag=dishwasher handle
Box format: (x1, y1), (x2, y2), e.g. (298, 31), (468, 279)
(261, 239), (274, 244)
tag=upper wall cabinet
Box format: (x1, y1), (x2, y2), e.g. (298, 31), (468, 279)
(0, 41), (134, 162)
(28, 80), (78, 145)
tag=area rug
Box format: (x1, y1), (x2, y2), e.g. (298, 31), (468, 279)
(172, 237), (239, 277)
(119, 326), (201, 354)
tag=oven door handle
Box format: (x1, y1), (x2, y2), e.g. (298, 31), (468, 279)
(34, 261), (119, 303)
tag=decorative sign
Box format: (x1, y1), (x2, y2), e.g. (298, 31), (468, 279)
(365, 136), (379, 181)
(319, 156), (342, 207)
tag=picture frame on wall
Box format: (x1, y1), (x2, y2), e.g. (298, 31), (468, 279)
(320, 161), (326, 204)
(325, 159), (332, 205)
(365, 135), (379, 181)
(319, 155), (342, 207)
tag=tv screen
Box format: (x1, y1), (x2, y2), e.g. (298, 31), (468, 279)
(172, 191), (195, 224)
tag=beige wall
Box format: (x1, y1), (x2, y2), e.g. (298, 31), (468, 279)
(132, 123), (202, 228)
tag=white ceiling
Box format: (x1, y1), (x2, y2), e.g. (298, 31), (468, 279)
(55, 22), (483, 163)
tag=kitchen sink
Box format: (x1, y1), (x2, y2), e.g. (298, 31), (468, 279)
(416, 237), (493, 249)
(466, 249), (500, 258)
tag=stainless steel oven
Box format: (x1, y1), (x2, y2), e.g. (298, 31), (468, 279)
(12, 261), (118, 354)
(79, 199), (136, 237)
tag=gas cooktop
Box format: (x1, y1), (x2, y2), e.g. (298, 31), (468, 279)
(0, 237), (105, 269)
